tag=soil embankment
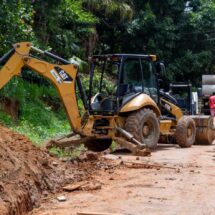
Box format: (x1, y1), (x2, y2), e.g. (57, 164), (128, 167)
(0, 125), (114, 215)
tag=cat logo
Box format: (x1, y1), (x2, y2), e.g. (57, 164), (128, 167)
(50, 66), (73, 84)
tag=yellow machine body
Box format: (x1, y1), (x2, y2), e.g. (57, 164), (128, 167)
(120, 93), (161, 116)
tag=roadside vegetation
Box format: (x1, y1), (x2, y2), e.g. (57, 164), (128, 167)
(0, 76), (71, 145)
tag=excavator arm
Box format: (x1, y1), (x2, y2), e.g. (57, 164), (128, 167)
(0, 42), (86, 134)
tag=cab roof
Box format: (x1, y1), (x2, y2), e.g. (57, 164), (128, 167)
(91, 54), (157, 62)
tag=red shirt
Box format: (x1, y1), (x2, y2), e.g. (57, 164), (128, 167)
(209, 95), (215, 109)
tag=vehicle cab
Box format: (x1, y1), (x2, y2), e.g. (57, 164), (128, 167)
(88, 54), (159, 115)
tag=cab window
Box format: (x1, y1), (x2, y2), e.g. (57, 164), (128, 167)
(141, 59), (158, 103)
(122, 58), (143, 93)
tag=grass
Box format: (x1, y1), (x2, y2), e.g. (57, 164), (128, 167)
(49, 144), (85, 159)
(0, 76), (71, 146)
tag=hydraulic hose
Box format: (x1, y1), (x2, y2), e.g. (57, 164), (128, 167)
(0, 48), (15, 66)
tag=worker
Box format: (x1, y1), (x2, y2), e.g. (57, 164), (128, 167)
(209, 92), (215, 116)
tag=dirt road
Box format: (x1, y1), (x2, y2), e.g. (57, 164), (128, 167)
(31, 144), (215, 215)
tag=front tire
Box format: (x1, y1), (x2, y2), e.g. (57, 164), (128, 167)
(175, 116), (196, 148)
(125, 108), (160, 149)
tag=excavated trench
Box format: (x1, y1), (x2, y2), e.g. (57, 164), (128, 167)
(0, 125), (107, 215)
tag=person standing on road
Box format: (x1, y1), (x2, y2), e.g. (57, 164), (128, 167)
(209, 92), (215, 116)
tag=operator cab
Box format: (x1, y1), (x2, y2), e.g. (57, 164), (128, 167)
(88, 54), (159, 115)
(169, 82), (194, 115)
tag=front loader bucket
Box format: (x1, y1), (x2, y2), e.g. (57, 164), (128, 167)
(192, 116), (215, 145)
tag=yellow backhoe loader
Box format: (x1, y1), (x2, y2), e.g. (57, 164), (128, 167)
(0, 42), (214, 155)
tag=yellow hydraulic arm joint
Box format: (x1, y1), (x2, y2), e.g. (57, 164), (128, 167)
(0, 42), (83, 133)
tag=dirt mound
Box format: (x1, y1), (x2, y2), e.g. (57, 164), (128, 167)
(0, 125), (106, 215)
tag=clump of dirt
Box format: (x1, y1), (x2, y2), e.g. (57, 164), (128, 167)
(0, 125), (113, 215)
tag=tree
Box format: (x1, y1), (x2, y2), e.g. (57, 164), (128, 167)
(32, 0), (97, 58)
(118, 0), (215, 85)
(0, 0), (35, 55)
(83, 0), (134, 54)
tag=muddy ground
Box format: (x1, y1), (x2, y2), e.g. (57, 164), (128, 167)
(31, 144), (215, 215)
(1, 125), (215, 215)
(0, 125), (116, 215)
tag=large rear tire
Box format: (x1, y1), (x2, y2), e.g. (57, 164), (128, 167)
(175, 116), (196, 148)
(84, 138), (112, 152)
(125, 108), (160, 149)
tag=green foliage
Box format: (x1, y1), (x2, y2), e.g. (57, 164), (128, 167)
(81, 70), (116, 97)
(33, 0), (97, 58)
(0, 77), (70, 145)
(0, 0), (36, 55)
(49, 144), (85, 159)
(119, 0), (215, 85)
(83, 0), (133, 21)
(0, 111), (13, 127)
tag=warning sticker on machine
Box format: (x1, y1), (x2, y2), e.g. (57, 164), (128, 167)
(50, 67), (73, 84)
(55, 66), (73, 83)
(50, 69), (63, 84)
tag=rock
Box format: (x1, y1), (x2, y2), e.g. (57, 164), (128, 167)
(52, 161), (58, 166)
(61, 158), (69, 162)
(57, 195), (67, 202)
(82, 182), (102, 191)
(86, 152), (99, 161)
(73, 160), (78, 165)
(78, 153), (87, 162)
(63, 182), (87, 192)
(108, 170), (114, 174)
(42, 191), (49, 197)
(165, 177), (176, 181)
(176, 169), (180, 173)
(102, 154), (118, 160)
(120, 161), (124, 165)
(41, 158), (49, 167)
(135, 148), (151, 157)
